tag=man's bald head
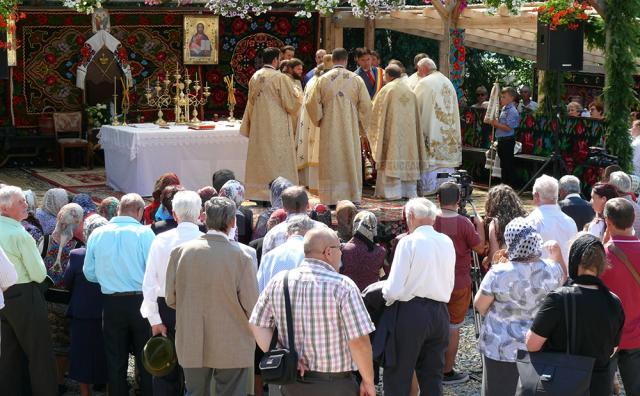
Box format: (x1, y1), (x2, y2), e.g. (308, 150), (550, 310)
(384, 64), (402, 82)
(303, 227), (342, 270)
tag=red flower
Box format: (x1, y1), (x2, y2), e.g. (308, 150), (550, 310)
(156, 51), (167, 62)
(232, 19), (248, 36)
(296, 20), (311, 37)
(522, 132), (534, 154)
(75, 35), (86, 45)
(37, 15), (47, 25)
(563, 155), (575, 173)
(525, 115), (534, 128)
(206, 69), (222, 84)
(80, 46), (91, 60)
(458, 46), (465, 55)
(45, 75), (57, 86)
(575, 140), (589, 162)
(139, 16), (150, 25)
(575, 121), (585, 135)
(453, 62), (460, 71)
(246, 48), (257, 59)
(453, 37), (460, 46)
(114, 14), (124, 24)
(13, 95), (24, 105)
(13, 70), (24, 82)
(164, 14), (176, 25)
(298, 41), (313, 56)
(211, 88), (226, 105)
(464, 111), (474, 124)
(459, 53), (465, 62)
(45, 53), (57, 64)
(127, 35), (138, 46)
(234, 89), (247, 107)
(275, 17), (292, 36)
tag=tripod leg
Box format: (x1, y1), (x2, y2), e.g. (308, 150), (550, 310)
(517, 156), (555, 195)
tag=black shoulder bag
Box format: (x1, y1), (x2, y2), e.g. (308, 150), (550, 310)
(259, 271), (299, 385)
(516, 287), (595, 396)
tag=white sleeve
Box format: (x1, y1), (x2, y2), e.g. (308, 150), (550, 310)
(382, 237), (412, 305)
(0, 247), (17, 291)
(140, 240), (162, 326)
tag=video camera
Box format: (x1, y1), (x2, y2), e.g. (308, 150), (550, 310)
(436, 169), (474, 217)
(587, 147), (619, 168)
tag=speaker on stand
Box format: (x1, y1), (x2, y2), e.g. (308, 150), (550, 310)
(518, 20), (585, 195)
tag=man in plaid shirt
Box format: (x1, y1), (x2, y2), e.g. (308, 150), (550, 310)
(250, 227), (376, 396)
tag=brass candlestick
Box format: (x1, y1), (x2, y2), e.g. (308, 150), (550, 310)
(111, 92), (121, 126)
(145, 77), (172, 126)
(224, 74), (236, 122)
(186, 73), (211, 125)
(120, 77), (131, 126)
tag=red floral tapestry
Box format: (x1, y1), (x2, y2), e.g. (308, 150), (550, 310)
(11, 10), (319, 127)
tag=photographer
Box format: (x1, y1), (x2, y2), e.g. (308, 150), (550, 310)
(434, 182), (486, 384)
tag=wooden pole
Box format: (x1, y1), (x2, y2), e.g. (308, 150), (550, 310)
(364, 18), (375, 50)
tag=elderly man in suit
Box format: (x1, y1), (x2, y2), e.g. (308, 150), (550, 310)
(558, 175), (595, 231)
(166, 196), (259, 396)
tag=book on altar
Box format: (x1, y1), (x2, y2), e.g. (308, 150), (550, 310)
(188, 123), (216, 130)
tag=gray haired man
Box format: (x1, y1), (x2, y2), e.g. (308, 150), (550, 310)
(558, 175), (595, 231)
(166, 197), (259, 396)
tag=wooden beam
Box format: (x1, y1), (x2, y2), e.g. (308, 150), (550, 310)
(364, 18), (375, 49)
(322, 16), (335, 50)
(334, 25), (343, 49)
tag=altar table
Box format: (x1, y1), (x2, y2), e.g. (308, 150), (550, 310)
(99, 122), (248, 196)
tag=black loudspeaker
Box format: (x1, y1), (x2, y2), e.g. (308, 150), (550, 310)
(0, 31), (7, 80)
(536, 20), (584, 71)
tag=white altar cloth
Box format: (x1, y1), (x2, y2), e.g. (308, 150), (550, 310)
(99, 122), (248, 196)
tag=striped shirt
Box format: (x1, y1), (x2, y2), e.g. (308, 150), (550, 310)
(250, 258), (375, 373)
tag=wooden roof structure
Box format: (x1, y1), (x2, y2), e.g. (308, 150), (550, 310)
(324, 2), (608, 74)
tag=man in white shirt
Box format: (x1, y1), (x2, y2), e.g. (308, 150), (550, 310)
(517, 85), (538, 113)
(382, 198), (455, 396)
(262, 186), (325, 256)
(140, 190), (203, 395)
(631, 120), (640, 177)
(257, 214), (314, 292)
(526, 175), (578, 263)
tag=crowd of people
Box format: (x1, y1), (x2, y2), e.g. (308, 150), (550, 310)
(0, 164), (639, 396)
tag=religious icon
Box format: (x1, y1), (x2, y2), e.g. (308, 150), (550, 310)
(92, 8), (111, 33)
(183, 15), (218, 65)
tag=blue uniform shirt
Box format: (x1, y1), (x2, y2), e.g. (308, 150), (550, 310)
(496, 102), (520, 138)
(83, 216), (155, 294)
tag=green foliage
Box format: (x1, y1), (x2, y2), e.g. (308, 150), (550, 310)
(464, 48), (534, 105)
(483, 0), (526, 15)
(583, 14), (605, 50)
(602, 0), (640, 171)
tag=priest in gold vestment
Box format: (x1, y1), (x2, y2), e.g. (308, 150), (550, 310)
(369, 65), (428, 199)
(414, 57), (462, 194)
(240, 47), (302, 202)
(304, 48), (372, 205)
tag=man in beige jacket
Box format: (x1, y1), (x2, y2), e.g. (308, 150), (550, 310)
(166, 196), (259, 396)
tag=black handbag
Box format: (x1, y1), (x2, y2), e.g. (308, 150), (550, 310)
(516, 287), (595, 396)
(259, 271), (299, 385)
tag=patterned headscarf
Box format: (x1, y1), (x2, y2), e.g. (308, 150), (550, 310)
(42, 188), (69, 216)
(152, 173), (181, 202)
(336, 200), (358, 241)
(51, 203), (84, 269)
(219, 180), (245, 207)
(98, 197), (119, 220)
(83, 214), (109, 242)
(353, 211), (378, 249)
(72, 193), (97, 216)
(24, 190), (37, 214)
(504, 217), (543, 261)
(269, 177), (294, 209)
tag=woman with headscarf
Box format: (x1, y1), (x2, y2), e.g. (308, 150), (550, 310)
(21, 189), (44, 243)
(42, 202), (85, 393)
(253, 177), (294, 240)
(150, 185), (191, 235)
(97, 196), (119, 221)
(336, 200), (358, 243)
(526, 233), (625, 396)
(586, 183), (619, 240)
(143, 172), (180, 225)
(63, 214), (109, 396)
(341, 211), (386, 291)
(36, 188), (69, 235)
(473, 217), (566, 396)
(219, 180), (253, 244)
(71, 194), (97, 217)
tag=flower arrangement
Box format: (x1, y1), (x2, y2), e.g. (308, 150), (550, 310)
(86, 103), (109, 128)
(537, 0), (591, 30)
(63, 0), (105, 15)
(202, 0), (404, 19)
(0, 1), (25, 50)
(483, 0), (526, 16)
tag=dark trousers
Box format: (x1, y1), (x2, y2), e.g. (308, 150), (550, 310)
(153, 297), (182, 396)
(281, 372), (358, 396)
(383, 298), (449, 396)
(0, 282), (58, 396)
(102, 293), (152, 396)
(614, 348), (640, 396)
(497, 136), (516, 186)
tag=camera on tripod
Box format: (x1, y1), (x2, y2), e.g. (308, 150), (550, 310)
(437, 170), (474, 203)
(587, 147), (618, 168)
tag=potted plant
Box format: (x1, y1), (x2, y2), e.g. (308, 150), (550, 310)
(85, 103), (110, 129)
(537, 0), (591, 30)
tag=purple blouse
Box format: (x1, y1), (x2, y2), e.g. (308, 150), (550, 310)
(341, 236), (386, 291)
